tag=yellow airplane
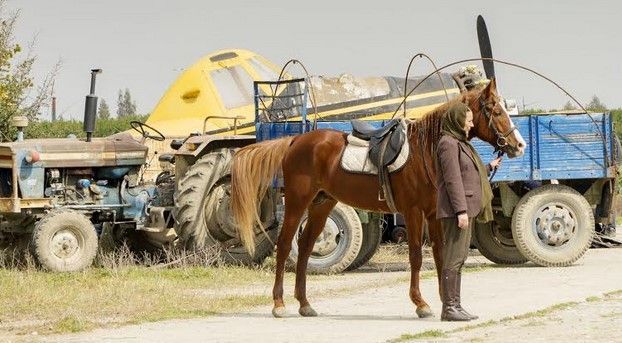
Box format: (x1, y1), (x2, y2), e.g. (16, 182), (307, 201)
(144, 48), (461, 137)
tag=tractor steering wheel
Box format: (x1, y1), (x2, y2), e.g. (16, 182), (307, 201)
(130, 121), (165, 142)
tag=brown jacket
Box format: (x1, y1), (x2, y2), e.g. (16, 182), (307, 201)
(435, 135), (487, 219)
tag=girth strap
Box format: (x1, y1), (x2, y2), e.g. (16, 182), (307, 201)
(378, 135), (399, 213)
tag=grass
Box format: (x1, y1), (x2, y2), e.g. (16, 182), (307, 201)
(389, 330), (447, 343)
(0, 264), (277, 335)
(500, 302), (579, 322)
(0, 242), (286, 336)
(604, 289), (622, 297)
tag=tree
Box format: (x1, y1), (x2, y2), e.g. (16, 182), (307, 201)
(562, 101), (577, 111)
(0, 1), (57, 141)
(98, 98), (110, 119)
(586, 95), (607, 112)
(123, 88), (136, 115)
(116, 88), (136, 117)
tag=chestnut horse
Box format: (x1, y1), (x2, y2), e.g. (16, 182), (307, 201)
(231, 78), (525, 318)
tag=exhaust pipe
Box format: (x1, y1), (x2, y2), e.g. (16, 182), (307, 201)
(83, 69), (102, 142)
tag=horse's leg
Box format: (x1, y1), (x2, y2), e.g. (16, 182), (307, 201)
(272, 188), (316, 318)
(426, 217), (445, 302)
(294, 196), (337, 317)
(404, 208), (433, 318)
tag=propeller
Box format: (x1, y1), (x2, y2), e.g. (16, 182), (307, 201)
(477, 15), (495, 80)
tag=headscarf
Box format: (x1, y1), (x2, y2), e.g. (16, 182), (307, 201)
(439, 102), (494, 223)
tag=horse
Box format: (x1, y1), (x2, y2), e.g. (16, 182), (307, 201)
(231, 78), (526, 318)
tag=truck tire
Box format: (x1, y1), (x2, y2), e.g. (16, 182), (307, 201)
(511, 184), (595, 267)
(474, 219), (527, 265)
(32, 210), (98, 272)
(346, 213), (383, 271)
(174, 148), (277, 266)
(288, 202), (363, 274)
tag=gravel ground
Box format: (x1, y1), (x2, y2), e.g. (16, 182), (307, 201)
(418, 292), (622, 343)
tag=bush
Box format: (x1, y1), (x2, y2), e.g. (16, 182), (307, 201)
(25, 114), (149, 139)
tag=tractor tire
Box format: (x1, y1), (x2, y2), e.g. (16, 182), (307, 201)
(474, 219), (527, 265)
(125, 229), (173, 255)
(174, 148), (277, 266)
(31, 210), (98, 272)
(288, 202), (363, 274)
(511, 184), (595, 267)
(346, 213), (383, 271)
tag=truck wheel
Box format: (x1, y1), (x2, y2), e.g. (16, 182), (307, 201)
(288, 202), (363, 274)
(174, 148), (277, 266)
(474, 219), (527, 265)
(512, 184), (595, 267)
(346, 213), (383, 271)
(32, 210), (98, 272)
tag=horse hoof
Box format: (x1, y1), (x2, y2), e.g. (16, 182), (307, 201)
(416, 305), (434, 318)
(299, 305), (318, 317)
(272, 306), (287, 318)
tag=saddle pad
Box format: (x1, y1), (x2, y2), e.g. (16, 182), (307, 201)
(340, 121), (409, 175)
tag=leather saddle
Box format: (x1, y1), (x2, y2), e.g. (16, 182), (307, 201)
(350, 119), (405, 213)
(351, 119), (405, 168)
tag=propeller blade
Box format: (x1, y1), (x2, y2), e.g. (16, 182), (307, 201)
(477, 15), (495, 79)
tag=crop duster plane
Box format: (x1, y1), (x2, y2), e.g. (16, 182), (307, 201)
(143, 48), (462, 138)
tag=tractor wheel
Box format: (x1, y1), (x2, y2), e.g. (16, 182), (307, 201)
(474, 218), (528, 265)
(31, 210), (98, 272)
(174, 148), (277, 266)
(512, 184), (594, 267)
(346, 213), (383, 271)
(288, 202), (363, 274)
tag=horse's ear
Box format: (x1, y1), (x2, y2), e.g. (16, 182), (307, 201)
(485, 77), (497, 97)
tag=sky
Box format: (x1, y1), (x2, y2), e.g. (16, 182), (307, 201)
(8, 0), (622, 121)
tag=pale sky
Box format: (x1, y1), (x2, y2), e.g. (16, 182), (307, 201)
(9, 0), (622, 120)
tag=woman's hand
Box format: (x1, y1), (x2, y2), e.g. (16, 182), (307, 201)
(457, 213), (469, 229)
(489, 156), (503, 170)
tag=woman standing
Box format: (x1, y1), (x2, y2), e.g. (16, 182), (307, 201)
(436, 102), (501, 322)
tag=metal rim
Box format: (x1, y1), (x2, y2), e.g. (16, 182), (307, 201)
(532, 202), (578, 248)
(491, 221), (516, 247)
(294, 214), (347, 262)
(49, 226), (85, 263)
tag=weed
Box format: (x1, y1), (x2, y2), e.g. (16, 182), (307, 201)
(585, 296), (600, 302)
(389, 330), (447, 342)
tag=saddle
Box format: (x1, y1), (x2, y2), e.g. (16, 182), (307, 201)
(350, 119), (406, 213)
(351, 119), (405, 168)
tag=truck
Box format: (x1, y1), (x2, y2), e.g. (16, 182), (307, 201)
(471, 111), (620, 266)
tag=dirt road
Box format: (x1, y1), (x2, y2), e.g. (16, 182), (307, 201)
(37, 248), (621, 343)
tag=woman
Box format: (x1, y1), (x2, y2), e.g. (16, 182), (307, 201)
(436, 102), (501, 322)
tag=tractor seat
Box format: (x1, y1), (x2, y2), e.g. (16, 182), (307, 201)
(158, 154), (175, 164)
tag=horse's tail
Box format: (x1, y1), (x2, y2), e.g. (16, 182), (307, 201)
(231, 136), (294, 255)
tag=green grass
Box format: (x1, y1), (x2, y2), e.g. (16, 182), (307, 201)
(389, 330), (447, 342)
(500, 302), (579, 322)
(51, 316), (96, 334)
(0, 264), (278, 336)
(604, 289), (622, 297)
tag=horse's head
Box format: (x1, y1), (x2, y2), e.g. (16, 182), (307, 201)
(467, 78), (526, 158)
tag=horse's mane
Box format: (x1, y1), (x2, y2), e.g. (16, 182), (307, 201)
(407, 86), (483, 161)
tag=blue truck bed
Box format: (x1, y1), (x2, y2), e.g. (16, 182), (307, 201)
(256, 112), (617, 183)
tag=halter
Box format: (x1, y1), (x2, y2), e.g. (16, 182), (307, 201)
(478, 95), (517, 150)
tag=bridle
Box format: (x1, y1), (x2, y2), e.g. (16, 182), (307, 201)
(478, 95), (517, 151)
